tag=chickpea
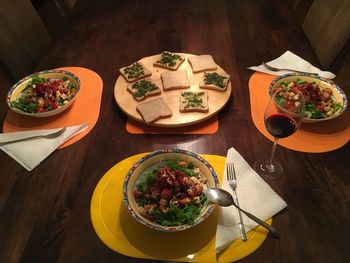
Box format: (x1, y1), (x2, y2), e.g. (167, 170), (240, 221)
(178, 161), (188, 167)
(324, 87), (332, 94)
(326, 111), (333, 117)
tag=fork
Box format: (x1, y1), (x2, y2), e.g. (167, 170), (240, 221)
(227, 162), (247, 241)
(0, 127), (67, 146)
(262, 62), (319, 75)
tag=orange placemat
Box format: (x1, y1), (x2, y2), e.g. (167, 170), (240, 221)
(3, 67), (103, 148)
(90, 153), (272, 262)
(249, 72), (350, 153)
(126, 116), (219, 134)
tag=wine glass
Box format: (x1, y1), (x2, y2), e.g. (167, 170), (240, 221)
(254, 88), (305, 180)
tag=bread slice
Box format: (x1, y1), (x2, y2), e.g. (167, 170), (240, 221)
(199, 72), (230, 91)
(179, 91), (209, 113)
(188, 55), (217, 73)
(153, 51), (185, 70)
(127, 79), (161, 101)
(136, 97), (173, 123)
(161, 70), (190, 91)
(119, 62), (152, 83)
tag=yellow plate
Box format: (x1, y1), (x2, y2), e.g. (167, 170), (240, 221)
(90, 153), (272, 262)
(114, 53), (232, 127)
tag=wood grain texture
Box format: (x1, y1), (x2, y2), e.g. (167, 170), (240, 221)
(0, 0), (349, 262)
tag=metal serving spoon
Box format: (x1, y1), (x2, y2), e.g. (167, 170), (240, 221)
(262, 62), (335, 79)
(204, 188), (281, 238)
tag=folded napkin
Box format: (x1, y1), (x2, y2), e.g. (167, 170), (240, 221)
(215, 147), (287, 253)
(248, 50), (336, 79)
(0, 124), (88, 171)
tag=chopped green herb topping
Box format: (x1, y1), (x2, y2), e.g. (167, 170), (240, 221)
(124, 62), (145, 79)
(131, 79), (158, 98)
(182, 92), (205, 109)
(156, 52), (182, 67)
(204, 72), (227, 88)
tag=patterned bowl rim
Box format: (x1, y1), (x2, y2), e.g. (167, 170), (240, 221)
(123, 149), (219, 232)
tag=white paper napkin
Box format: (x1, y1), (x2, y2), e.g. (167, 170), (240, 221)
(0, 124), (88, 171)
(248, 50), (336, 79)
(215, 147), (287, 253)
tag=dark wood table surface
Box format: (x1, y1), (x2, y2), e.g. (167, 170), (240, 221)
(1, 0), (349, 262)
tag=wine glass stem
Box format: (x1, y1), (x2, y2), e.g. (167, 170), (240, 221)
(267, 138), (279, 170)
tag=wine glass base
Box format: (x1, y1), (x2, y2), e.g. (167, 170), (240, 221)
(254, 160), (283, 180)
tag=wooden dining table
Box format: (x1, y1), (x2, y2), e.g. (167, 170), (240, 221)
(1, 0), (349, 262)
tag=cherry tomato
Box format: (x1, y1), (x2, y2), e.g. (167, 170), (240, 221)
(52, 102), (59, 109)
(44, 99), (52, 107)
(161, 188), (173, 200)
(286, 101), (295, 111)
(317, 105), (324, 111)
(133, 190), (143, 199)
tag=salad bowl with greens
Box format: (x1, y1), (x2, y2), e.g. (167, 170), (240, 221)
(123, 149), (219, 232)
(268, 73), (347, 123)
(7, 69), (80, 117)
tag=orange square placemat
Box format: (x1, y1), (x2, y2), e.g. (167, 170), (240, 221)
(3, 67), (103, 148)
(126, 116), (219, 134)
(249, 72), (350, 153)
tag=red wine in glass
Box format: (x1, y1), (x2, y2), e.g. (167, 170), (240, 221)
(254, 89), (305, 180)
(265, 113), (297, 138)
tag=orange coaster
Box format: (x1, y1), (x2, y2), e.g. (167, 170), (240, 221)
(90, 153), (271, 262)
(3, 67), (103, 148)
(126, 116), (219, 134)
(249, 72), (350, 153)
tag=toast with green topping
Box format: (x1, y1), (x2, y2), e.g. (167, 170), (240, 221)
(127, 79), (161, 101)
(119, 61), (152, 83)
(199, 72), (230, 91)
(153, 51), (185, 70)
(179, 91), (209, 113)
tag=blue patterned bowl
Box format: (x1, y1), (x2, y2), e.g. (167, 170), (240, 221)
(268, 73), (347, 123)
(7, 69), (80, 118)
(123, 149), (219, 232)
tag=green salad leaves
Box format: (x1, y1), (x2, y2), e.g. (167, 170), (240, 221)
(134, 159), (208, 227)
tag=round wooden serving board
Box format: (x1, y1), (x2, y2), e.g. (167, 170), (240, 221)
(114, 53), (232, 127)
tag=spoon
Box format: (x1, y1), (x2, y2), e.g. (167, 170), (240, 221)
(204, 188), (281, 238)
